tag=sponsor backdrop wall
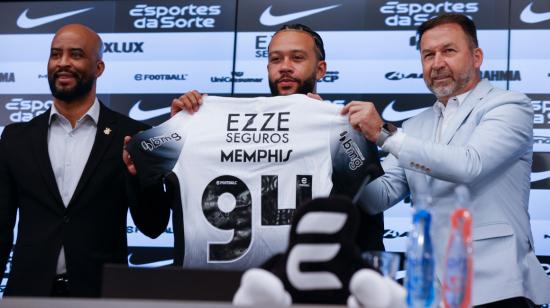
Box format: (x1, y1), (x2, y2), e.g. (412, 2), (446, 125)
(1, 0), (550, 295)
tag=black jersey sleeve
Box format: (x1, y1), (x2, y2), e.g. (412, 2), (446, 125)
(127, 112), (187, 187)
(330, 125), (384, 199)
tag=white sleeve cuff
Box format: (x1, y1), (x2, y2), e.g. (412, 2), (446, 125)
(381, 130), (405, 158)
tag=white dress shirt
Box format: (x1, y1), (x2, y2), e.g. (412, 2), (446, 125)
(48, 98), (99, 274)
(382, 90), (472, 157)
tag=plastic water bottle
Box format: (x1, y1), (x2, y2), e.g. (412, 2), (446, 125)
(405, 208), (435, 308)
(442, 187), (473, 308)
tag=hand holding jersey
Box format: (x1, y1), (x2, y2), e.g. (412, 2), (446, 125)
(127, 95), (383, 270)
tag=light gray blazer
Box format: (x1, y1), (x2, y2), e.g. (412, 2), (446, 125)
(359, 79), (550, 305)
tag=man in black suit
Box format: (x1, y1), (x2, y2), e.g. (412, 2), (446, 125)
(0, 24), (156, 297)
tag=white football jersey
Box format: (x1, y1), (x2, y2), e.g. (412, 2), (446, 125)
(129, 94), (380, 269)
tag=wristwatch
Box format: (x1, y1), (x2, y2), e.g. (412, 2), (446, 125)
(376, 122), (398, 147)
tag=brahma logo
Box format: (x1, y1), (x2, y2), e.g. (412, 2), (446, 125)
(380, 1), (479, 26)
(141, 132), (182, 151)
(0, 72), (15, 83)
(480, 70), (521, 81)
(129, 4), (221, 29)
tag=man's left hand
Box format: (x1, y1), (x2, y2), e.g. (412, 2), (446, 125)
(341, 101), (383, 143)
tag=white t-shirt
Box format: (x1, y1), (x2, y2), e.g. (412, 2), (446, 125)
(129, 94), (380, 269)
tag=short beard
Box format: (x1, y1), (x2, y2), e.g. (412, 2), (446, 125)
(48, 72), (94, 102)
(426, 67), (473, 101)
(269, 72), (317, 96)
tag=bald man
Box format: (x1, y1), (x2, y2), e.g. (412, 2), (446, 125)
(0, 24), (152, 297)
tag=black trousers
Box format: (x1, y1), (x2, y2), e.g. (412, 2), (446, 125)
(50, 274), (69, 297)
(474, 297), (537, 308)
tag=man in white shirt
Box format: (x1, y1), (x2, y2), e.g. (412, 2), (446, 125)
(348, 13), (550, 307)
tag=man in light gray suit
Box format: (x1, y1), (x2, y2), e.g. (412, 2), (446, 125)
(342, 13), (550, 307)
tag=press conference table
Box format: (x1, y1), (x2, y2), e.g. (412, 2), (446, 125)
(0, 297), (343, 308)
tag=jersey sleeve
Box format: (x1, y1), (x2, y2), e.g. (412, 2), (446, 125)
(127, 111), (189, 187)
(329, 116), (384, 200)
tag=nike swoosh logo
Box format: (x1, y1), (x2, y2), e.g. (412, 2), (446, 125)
(520, 2), (550, 24)
(531, 171), (550, 182)
(17, 7), (93, 29)
(259, 4), (340, 26)
(127, 254), (173, 268)
(381, 100), (429, 122)
(129, 100), (170, 121)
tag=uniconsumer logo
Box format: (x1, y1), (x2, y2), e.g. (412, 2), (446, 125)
(16, 7), (93, 29)
(259, 4), (340, 26)
(210, 71), (262, 83)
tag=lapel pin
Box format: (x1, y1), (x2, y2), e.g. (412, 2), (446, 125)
(103, 127), (112, 135)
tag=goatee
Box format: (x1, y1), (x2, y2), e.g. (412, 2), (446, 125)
(48, 71), (94, 102)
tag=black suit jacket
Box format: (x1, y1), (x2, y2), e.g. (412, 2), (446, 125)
(0, 103), (149, 297)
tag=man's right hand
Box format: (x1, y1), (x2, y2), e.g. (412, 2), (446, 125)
(171, 90), (206, 116)
(123, 136), (137, 176)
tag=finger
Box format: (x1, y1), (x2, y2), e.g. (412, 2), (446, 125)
(171, 98), (185, 117)
(181, 96), (197, 114)
(341, 101), (363, 115)
(306, 93), (323, 101)
(189, 90), (203, 104)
